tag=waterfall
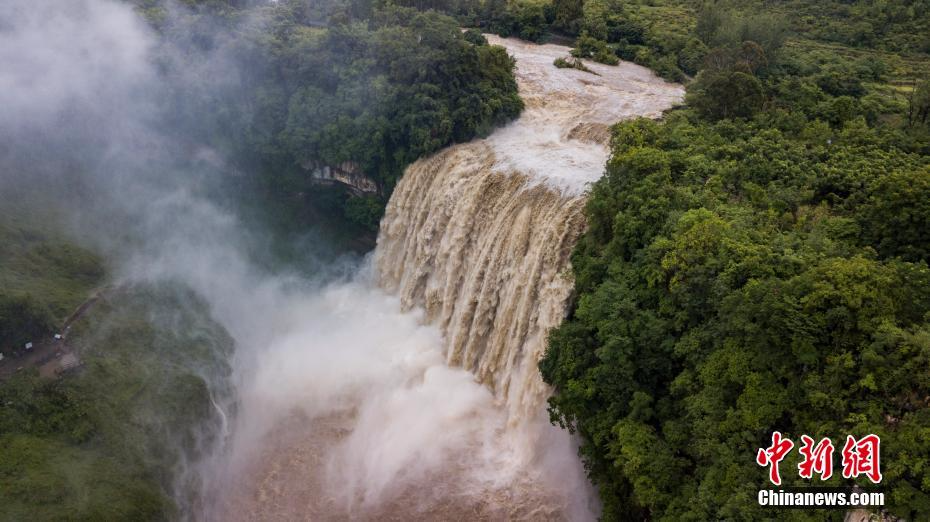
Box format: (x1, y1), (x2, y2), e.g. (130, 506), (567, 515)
(205, 36), (682, 522)
(376, 142), (587, 423)
(375, 35), (684, 422)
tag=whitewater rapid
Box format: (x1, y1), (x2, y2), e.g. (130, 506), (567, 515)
(484, 35), (683, 194)
(209, 36), (682, 521)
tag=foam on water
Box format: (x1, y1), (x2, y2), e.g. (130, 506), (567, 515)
(484, 35), (684, 194)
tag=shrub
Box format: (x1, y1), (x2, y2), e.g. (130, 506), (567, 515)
(554, 56), (596, 73)
(463, 28), (487, 45)
(571, 32), (618, 65)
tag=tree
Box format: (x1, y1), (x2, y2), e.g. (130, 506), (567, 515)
(551, 0), (583, 35)
(908, 79), (930, 127)
(857, 167), (930, 262)
(685, 69), (765, 120)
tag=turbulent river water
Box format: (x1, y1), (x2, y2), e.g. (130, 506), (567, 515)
(206, 36), (683, 521)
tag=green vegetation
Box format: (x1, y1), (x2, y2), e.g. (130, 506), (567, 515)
(570, 32), (619, 65)
(263, 6), (522, 197)
(457, 0), (930, 85)
(481, 0), (551, 42)
(0, 207), (104, 353)
(142, 0), (522, 234)
(540, 2), (930, 521)
(542, 116), (930, 520)
(571, 0), (701, 77)
(0, 285), (232, 520)
(910, 79), (930, 126)
(471, 0), (704, 80)
(767, 0), (930, 55)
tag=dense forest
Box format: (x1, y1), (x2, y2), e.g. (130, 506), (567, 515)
(457, 0), (930, 81)
(134, 0), (523, 236)
(539, 1), (930, 521)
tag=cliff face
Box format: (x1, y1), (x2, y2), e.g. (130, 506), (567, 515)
(304, 161), (379, 195)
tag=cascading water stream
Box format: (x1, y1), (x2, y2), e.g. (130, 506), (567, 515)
(376, 35), (684, 424)
(207, 36), (682, 521)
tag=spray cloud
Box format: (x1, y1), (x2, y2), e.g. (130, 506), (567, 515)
(0, 1), (598, 520)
